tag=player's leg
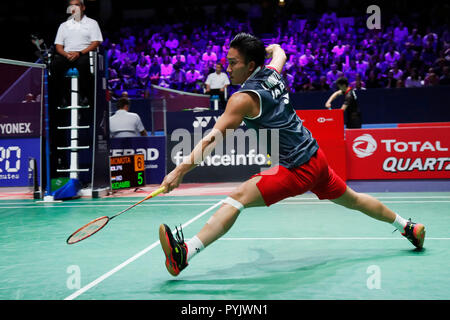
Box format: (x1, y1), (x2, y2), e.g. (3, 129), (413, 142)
(311, 149), (425, 249)
(330, 186), (397, 223)
(159, 175), (266, 276)
(330, 186), (425, 248)
(196, 175), (265, 247)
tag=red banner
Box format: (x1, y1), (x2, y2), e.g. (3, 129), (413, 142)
(296, 110), (347, 181)
(346, 127), (450, 179)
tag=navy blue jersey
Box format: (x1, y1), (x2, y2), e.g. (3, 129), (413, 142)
(238, 66), (319, 168)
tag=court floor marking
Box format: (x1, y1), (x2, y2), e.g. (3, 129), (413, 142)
(216, 237), (450, 241)
(0, 195), (450, 205)
(0, 195), (449, 206)
(1, 200), (450, 210)
(63, 200), (224, 301)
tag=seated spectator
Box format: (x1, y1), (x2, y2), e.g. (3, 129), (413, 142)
(149, 58), (161, 85)
(396, 78), (406, 88)
(366, 70), (383, 88)
(136, 56), (150, 88)
(170, 62), (186, 91)
(390, 63), (404, 80)
(424, 71), (440, 86)
(160, 56), (174, 87)
(108, 67), (121, 91)
(185, 63), (203, 93)
(407, 28), (422, 50)
(439, 66), (450, 85)
(326, 64), (344, 88)
(127, 46), (138, 64)
(376, 53), (390, 74)
(314, 75), (330, 91)
(350, 73), (366, 90)
(410, 51), (425, 74)
(22, 93), (36, 103)
(405, 68), (423, 88)
(355, 54), (370, 78)
(331, 40), (346, 59)
(299, 48), (315, 67)
(384, 70), (398, 88)
(421, 41), (438, 67)
(205, 63), (230, 109)
(393, 21), (409, 44)
(179, 34), (192, 51)
(385, 45), (401, 67)
(423, 27), (438, 50)
(302, 76), (315, 91)
(192, 33), (207, 52)
(343, 60), (358, 83)
(202, 45), (218, 65)
(165, 33), (179, 53)
(119, 58), (136, 89)
(110, 98), (147, 138)
(401, 42), (416, 63)
(187, 47), (201, 67)
(150, 34), (164, 53)
(172, 48), (186, 66)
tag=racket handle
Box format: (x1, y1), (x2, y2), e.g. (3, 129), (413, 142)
(144, 186), (166, 200)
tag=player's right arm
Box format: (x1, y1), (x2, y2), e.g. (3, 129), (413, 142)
(325, 90), (343, 109)
(160, 92), (255, 193)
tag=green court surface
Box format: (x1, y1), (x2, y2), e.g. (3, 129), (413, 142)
(0, 192), (449, 300)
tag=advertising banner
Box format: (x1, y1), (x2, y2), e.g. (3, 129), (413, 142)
(110, 136), (166, 184)
(296, 109), (346, 181)
(166, 110), (246, 134)
(346, 127), (450, 179)
(0, 102), (41, 138)
(0, 138), (41, 187)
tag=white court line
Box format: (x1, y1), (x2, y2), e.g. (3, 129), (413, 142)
(2, 200), (450, 210)
(63, 200), (224, 301)
(217, 237), (450, 241)
(1, 195), (449, 206)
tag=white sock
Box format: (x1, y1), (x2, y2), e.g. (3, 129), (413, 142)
(186, 236), (204, 261)
(392, 214), (408, 232)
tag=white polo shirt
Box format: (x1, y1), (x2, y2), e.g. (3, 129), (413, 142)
(109, 109), (145, 138)
(54, 15), (103, 52)
(205, 72), (230, 90)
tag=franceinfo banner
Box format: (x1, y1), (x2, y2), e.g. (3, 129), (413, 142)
(167, 125), (280, 183)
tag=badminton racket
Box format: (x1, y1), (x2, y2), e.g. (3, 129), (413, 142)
(66, 186), (166, 244)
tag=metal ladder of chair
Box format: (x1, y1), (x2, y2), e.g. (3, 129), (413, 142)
(56, 67), (90, 179)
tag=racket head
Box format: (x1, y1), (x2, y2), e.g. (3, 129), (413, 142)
(66, 216), (110, 245)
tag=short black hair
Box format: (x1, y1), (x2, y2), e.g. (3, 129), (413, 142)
(229, 33), (266, 67)
(336, 77), (349, 87)
(117, 97), (129, 109)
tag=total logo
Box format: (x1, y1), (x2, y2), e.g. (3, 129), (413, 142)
(352, 134), (377, 158)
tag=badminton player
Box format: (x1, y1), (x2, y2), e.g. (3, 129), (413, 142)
(158, 33), (426, 277)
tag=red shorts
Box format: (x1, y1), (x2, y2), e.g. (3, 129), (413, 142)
(251, 148), (347, 206)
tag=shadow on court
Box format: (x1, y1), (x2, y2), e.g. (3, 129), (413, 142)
(155, 247), (425, 299)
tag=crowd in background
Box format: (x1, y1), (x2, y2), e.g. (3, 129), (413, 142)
(102, 8), (450, 97)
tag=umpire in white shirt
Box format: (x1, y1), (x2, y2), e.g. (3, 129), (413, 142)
(205, 63), (230, 109)
(110, 98), (148, 138)
(50, 0), (103, 107)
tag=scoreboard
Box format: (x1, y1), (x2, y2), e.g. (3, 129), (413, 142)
(110, 154), (146, 190)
